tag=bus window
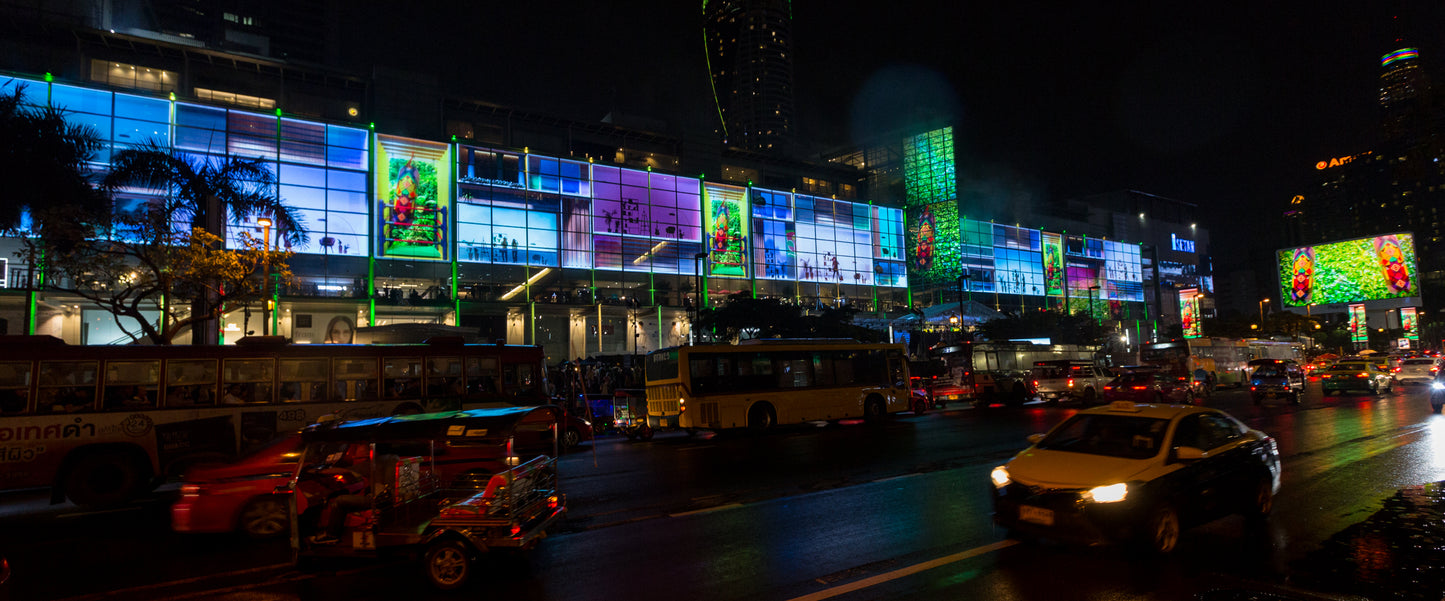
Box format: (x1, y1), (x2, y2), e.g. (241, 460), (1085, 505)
(776, 353), (812, 388)
(278, 358), (329, 403)
(427, 357), (464, 398)
(334, 358), (378, 401)
(104, 360), (160, 410)
(734, 353), (775, 392)
(813, 352), (836, 387)
(502, 362), (538, 399)
(166, 359), (217, 407)
(384, 357), (424, 399)
(466, 356), (501, 397)
(37, 361), (98, 413)
(0, 361), (32, 415)
(223, 359), (275, 405)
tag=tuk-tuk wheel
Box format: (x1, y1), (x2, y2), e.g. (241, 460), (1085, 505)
(424, 539), (474, 591)
(639, 425), (655, 441)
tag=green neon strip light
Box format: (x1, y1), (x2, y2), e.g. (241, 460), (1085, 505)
(701, 30), (728, 138)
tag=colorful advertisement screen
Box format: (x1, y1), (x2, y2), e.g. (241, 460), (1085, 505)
(1180, 288), (1202, 338)
(704, 183), (749, 278)
(1277, 233), (1417, 306)
(1043, 232), (1064, 296)
(1349, 304), (1368, 343)
(375, 135), (451, 260)
(1402, 307), (1419, 341)
(908, 201), (960, 285)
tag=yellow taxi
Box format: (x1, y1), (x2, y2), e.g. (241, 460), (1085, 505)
(990, 401), (1281, 553)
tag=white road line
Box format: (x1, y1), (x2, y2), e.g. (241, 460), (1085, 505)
(785, 539), (1018, 601)
(872, 473), (922, 483)
(50, 563), (293, 601)
(668, 502), (742, 517)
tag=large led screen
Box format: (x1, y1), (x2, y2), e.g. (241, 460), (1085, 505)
(1349, 303), (1368, 343)
(1402, 306), (1419, 341)
(1043, 232), (1064, 296)
(907, 201), (960, 286)
(703, 183), (748, 278)
(1278, 233), (1417, 307)
(1180, 288), (1202, 338)
(375, 135), (450, 261)
(903, 127), (956, 207)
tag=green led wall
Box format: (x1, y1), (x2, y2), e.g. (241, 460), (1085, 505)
(903, 127), (956, 208)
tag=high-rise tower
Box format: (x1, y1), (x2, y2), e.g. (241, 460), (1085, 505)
(1379, 47), (1429, 141)
(703, 0), (796, 156)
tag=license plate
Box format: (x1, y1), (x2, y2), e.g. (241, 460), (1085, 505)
(1019, 505), (1054, 526)
(1265, 392), (1277, 398)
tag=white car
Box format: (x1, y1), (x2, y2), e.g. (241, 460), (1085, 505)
(1394, 357), (1441, 385)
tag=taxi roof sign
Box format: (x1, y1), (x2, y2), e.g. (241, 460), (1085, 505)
(1108, 401), (1143, 412)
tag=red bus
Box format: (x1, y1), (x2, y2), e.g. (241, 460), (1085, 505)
(0, 335), (551, 507)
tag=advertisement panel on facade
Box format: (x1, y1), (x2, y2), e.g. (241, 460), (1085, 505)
(1277, 233), (1417, 307)
(703, 183), (749, 278)
(1349, 303), (1368, 344)
(1042, 232), (1064, 296)
(907, 201), (960, 286)
(375, 135), (451, 260)
(1180, 288), (1202, 338)
(1402, 306), (1419, 341)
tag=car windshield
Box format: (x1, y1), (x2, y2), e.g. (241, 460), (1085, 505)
(1332, 363), (1368, 371)
(1404, 359), (1436, 366)
(1252, 367), (1284, 377)
(1036, 414), (1170, 459)
(1031, 366), (1066, 379)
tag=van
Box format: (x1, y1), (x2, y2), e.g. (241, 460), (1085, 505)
(1030, 360), (1111, 405)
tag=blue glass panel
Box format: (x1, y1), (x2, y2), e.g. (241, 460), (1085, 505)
(113, 117), (167, 146)
(64, 112), (111, 141)
(327, 145), (367, 170)
(51, 84), (111, 115)
(279, 185), (326, 211)
(327, 170), (366, 192)
(278, 164), (327, 188)
(174, 126), (226, 153)
(527, 212), (556, 229)
(113, 93), (168, 123)
(176, 103), (226, 131)
(562, 179), (579, 195)
(323, 212), (368, 237)
(327, 190), (366, 214)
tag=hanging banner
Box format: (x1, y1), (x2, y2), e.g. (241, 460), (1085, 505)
(1402, 307), (1419, 341)
(1348, 303), (1368, 344)
(1179, 288), (1202, 338)
(703, 183), (749, 278)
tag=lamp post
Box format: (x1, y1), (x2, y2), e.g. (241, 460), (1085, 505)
(257, 217), (273, 337)
(1259, 298), (1270, 333)
(956, 270), (972, 341)
(692, 251), (709, 344)
(1088, 285), (1100, 322)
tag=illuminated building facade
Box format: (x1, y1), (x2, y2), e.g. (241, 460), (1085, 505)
(704, 0), (796, 155)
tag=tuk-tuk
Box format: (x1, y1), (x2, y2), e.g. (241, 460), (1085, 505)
(286, 407), (567, 590)
(611, 389), (653, 440)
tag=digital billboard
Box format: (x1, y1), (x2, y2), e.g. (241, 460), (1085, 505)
(902, 127), (956, 207)
(1402, 307), (1419, 341)
(908, 201), (960, 286)
(1043, 232), (1064, 296)
(1278, 233), (1417, 307)
(1349, 304), (1368, 344)
(1180, 288), (1202, 338)
(375, 135), (451, 260)
(703, 183), (749, 278)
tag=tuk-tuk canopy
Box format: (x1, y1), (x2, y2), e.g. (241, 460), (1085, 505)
(301, 406), (554, 444)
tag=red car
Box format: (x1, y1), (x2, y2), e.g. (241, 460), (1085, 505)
(1100, 372), (1194, 404)
(173, 406), (568, 538)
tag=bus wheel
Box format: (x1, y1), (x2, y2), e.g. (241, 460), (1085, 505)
(863, 396), (887, 422)
(423, 539), (475, 591)
(747, 403), (776, 433)
(65, 450), (150, 508)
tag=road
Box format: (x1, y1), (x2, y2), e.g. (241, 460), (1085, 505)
(4, 380), (1440, 600)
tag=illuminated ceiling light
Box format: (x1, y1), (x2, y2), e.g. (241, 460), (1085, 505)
(500, 268), (553, 301)
(347, 107), (359, 117)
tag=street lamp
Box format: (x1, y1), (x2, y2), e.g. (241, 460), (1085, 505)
(257, 217), (273, 337)
(1088, 285), (1100, 322)
(1259, 298), (1270, 332)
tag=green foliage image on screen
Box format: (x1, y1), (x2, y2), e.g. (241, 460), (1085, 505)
(1277, 234), (1416, 307)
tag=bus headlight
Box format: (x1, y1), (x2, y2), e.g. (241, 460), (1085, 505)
(679, 398), (686, 412)
(1084, 483), (1128, 503)
(990, 466), (1010, 488)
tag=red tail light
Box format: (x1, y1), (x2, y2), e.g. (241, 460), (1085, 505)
(1033, 380), (1039, 388)
(1433, 367), (1440, 373)
(1394, 367), (1402, 373)
(1250, 386), (1257, 391)
(1067, 378), (1075, 387)
(180, 484), (201, 496)
(1130, 385), (1148, 390)
(1356, 373), (1368, 378)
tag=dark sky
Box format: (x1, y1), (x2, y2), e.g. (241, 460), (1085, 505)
(352, 1), (1445, 270)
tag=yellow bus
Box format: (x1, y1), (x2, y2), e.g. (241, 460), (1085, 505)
(643, 340), (912, 433)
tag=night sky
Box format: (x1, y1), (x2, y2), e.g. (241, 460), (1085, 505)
(350, 2), (1445, 270)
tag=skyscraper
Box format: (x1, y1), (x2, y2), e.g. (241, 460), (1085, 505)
(1379, 47), (1429, 141)
(703, 0), (796, 156)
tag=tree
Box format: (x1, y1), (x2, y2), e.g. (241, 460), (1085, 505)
(974, 309), (1108, 347)
(21, 201), (292, 344)
(0, 84), (109, 250)
(102, 142), (307, 343)
(692, 291), (884, 343)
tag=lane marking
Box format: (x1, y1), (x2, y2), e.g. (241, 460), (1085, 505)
(56, 506), (142, 519)
(785, 539), (1017, 601)
(51, 563), (292, 601)
(668, 503), (742, 517)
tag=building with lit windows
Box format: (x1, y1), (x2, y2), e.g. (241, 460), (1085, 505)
(703, 0), (796, 155)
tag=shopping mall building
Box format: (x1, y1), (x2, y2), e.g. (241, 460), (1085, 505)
(0, 17), (1210, 362)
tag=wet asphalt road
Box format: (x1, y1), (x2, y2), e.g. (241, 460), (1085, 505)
(3, 379), (1441, 601)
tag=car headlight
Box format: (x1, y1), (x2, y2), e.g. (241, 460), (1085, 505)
(1433, 382), (1444, 391)
(1084, 483), (1129, 503)
(990, 466), (1010, 488)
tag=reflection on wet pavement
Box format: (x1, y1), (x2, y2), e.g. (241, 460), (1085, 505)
(1292, 480), (1445, 600)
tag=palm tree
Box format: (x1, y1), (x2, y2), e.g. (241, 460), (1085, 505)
(103, 142), (308, 343)
(0, 83), (109, 247)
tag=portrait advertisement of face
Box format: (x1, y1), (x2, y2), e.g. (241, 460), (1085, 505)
(325, 315), (355, 344)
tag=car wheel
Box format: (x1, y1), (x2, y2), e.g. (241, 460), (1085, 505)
(423, 540), (474, 591)
(562, 428), (581, 449)
(1144, 504), (1181, 554)
(1289, 391), (1301, 406)
(238, 496), (290, 539)
(1245, 476), (1273, 521)
(639, 425), (655, 441)
(1083, 387), (1097, 405)
(912, 398), (928, 415)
